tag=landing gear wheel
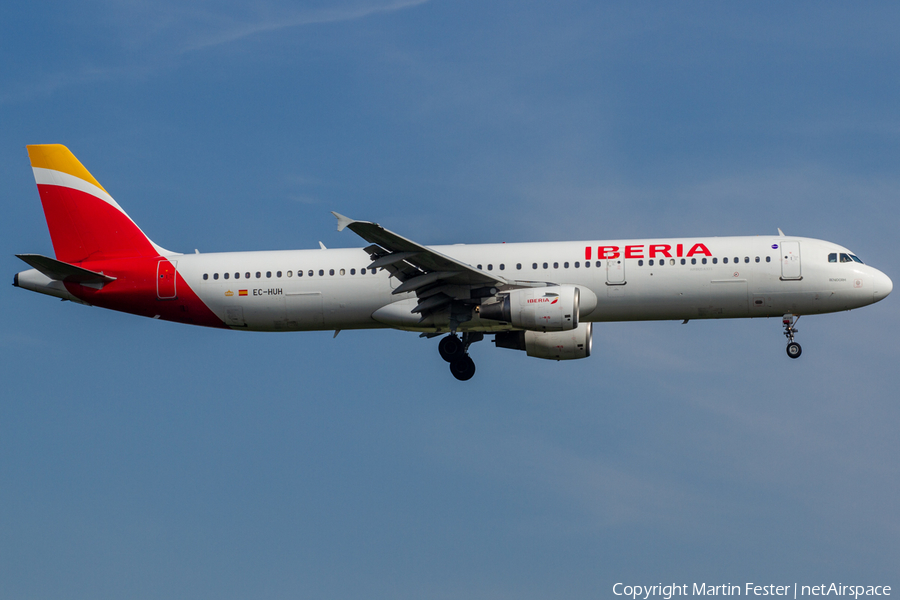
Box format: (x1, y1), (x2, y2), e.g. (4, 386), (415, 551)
(449, 355), (476, 381)
(782, 314), (802, 360)
(439, 335), (464, 363)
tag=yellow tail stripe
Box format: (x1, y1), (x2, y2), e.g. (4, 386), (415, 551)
(27, 144), (107, 193)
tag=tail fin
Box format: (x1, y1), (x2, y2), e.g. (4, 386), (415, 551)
(27, 144), (170, 263)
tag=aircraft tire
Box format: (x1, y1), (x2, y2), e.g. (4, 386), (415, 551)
(439, 334), (464, 362)
(450, 356), (476, 381)
(786, 342), (802, 359)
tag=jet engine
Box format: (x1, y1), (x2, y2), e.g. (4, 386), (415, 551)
(494, 322), (593, 360)
(479, 285), (596, 332)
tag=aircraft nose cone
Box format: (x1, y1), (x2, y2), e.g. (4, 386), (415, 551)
(873, 270), (893, 303)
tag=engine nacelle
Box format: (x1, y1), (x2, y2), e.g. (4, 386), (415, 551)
(494, 322), (593, 361)
(479, 285), (595, 332)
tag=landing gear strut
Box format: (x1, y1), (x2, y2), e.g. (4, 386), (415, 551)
(439, 332), (482, 381)
(783, 314), (802, 359)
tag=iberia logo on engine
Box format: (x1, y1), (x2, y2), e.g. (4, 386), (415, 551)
(527, 294), (559, 304)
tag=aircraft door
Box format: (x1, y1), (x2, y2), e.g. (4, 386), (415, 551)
(225, 307), (246, 327)
(286, 291), (324, 328)
(606, 258), (625, 285)
(157, 259), (177, 299)
(781, 241), (802, 280)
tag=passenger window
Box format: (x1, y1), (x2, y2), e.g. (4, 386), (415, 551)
(723, 257), (728, 264)
(298, 270), (303, 277)
(734, 257), (738, 263)
(318, 270), (324, 276)
(266, 271), (272, 278)
(691, 258), (696, 265)
(595, 261), (601, 267)
(487, 264), (493, 271)
(766, 257), (771, 262)
(670, 259), (675, 265)
(532, 263), (538, 269)
(234, 272), (240, 279)
(744, 257), (749, 263)
(360, 268), (366, 274)
(575, 261), (580, 268)
(680, 259), (686, 265)
(340, 269), (345, 275)
(585, 261), (590, 268)
(477, 264), (482, 270)
(350, 268), (356, 275)
(648, 259), (654, 266)
(287, 271), (292, 277)
(245, 272), (251, 279)
(224, 273), (230, 279)
(564, 262), (569, 268)
(499, 264), (505, 270)
(213, 273), (219, 280)
(553, 262), (559, 269)
(543, 263), (548, 269)
(329, 269), (334, 276)
(755, 257), (760, 263)
(638, 260), (644, 266)
(516, 263), (522, 270)
(276, 271), (281, 277)
(256, 272), (261, 278)
(702, 258), (707, 264)
(712, 258), (718, 264)
(203, 273), (208, 280)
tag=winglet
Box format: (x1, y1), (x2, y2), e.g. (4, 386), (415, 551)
(777, 228), (785, 236)
(331, 212), (355, 232)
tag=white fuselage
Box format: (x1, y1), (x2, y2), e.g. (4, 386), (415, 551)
(168, 235), (888, 332)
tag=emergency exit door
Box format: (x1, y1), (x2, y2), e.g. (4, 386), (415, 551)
(606, 258), (625, 285)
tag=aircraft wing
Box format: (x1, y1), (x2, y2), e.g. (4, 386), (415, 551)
(332, 213), (506, 289)
(332, 212), (507, 329)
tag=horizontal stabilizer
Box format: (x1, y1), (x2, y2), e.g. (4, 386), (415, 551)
(16, 254), (116, 285)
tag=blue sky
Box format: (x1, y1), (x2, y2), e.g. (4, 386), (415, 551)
(2, 2), (898, 598)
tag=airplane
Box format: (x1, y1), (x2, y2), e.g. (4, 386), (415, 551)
(14, 144), (893, 380)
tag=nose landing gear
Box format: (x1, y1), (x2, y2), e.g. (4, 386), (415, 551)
(439, 332), (482, 380)
(783, 314), (802, 359)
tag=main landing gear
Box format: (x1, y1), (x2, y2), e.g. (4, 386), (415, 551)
(783, 314), (802, 359)
(439, 332), (483, 381)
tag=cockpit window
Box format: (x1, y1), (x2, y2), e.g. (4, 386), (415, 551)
(830, 252), (864, 264)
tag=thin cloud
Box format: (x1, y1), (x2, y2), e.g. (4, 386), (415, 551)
(178, 0), (431, 53)
(0, 65), (122, 105)
(0, 0), (429, 105)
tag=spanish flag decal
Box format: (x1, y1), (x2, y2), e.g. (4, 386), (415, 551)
(239, 290), (248, 296)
